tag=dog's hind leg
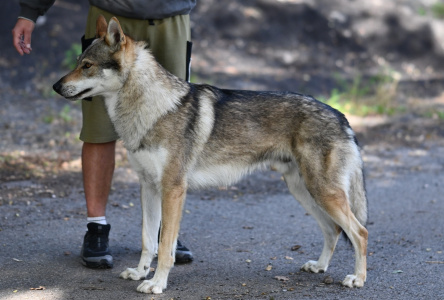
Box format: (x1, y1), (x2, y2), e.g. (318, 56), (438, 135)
(299, 209), (341, 274)
(120, 179), (161, 281)
(282, 166), (341, 274)
(319, 189), (367, 287)
(137, 179), (187, 294)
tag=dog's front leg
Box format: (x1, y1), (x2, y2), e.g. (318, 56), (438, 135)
(137, 179), (186, 294)
(120, 180), (161, 281)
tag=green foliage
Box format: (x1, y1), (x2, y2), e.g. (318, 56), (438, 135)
(42, 104), (74, 124)
(59, 104), (73, 123)
(417, 7), (427, 16)
(319, 69), (403, 116)
(62, 43), (82, 70)
(423, 109), (444, 120)
(431, 2), (444, 18)
(42, 114), (54, 124)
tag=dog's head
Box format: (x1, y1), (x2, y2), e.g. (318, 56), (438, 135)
(53, 16), (130, 100)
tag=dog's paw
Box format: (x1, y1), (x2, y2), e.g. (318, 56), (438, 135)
(301, 260), (327, 273)
(119, 268), (146, 281)
(342, 274), (365, 288)
(137, 279), (165, 294)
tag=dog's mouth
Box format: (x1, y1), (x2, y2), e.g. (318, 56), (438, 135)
(65, 88), (93, 100)
(53, 80), (94, 101)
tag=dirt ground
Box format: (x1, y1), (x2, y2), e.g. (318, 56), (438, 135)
(1, 0), (444, 299)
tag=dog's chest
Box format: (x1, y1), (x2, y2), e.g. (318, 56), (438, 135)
(104, 94), (119, 121)
(127, 147), (169, 180)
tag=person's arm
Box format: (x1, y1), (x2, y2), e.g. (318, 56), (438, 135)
(12, 0), (56, 55)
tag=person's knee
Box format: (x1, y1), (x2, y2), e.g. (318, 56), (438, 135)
(83, 140), (116, 149)
(82, 141), (117, 159)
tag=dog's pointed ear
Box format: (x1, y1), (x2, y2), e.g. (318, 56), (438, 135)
(96, 15), (107, 39)
(105, 17), (126, 48)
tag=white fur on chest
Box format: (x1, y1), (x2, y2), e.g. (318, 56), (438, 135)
(128, 147), (169, 184)
(103, 93), (119, 121)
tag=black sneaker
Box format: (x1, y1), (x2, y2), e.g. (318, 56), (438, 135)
(175, 240), (193, 264)
(80, 223), (113, 268)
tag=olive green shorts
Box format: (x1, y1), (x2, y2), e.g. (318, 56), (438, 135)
(79, 6), (191, 143)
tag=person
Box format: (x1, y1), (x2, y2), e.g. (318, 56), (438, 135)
(12, 0), (196, 268)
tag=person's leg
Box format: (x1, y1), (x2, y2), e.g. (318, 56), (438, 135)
(82, 141), (116, 218)
(79, 141), (116, 268)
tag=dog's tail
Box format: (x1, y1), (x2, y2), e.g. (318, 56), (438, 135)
(348, 166), (368, 227)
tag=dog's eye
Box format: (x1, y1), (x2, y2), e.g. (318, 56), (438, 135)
(83, 63), (93, 69)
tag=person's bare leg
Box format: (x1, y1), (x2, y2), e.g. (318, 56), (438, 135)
(80, 141), (116, 268)
(82, 141), (116, 217)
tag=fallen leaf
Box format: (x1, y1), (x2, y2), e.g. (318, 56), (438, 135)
(245, 259), (252, 263)
(82, 286), (105, 290)
(323, 276), (334, 284)
(291, 245), (301, 251)
(275, 276), (290, 282)
(236, 249), (250, 253)
(285, 256), (294, 260)
(30, 286), (46, 290)
(265, 264), (272, 271)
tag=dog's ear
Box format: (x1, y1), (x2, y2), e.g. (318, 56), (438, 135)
(105, 17), (126, 49)
(96, 15), (107, 39)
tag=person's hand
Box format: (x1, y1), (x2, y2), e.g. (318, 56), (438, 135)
(12, 18), (35, 55)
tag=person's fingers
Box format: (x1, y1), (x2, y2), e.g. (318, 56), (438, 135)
(22, 27), (33, 53)
(21, 39), (32, 54)
(11, 19), (35, 55)
(12, 28), (24, 55)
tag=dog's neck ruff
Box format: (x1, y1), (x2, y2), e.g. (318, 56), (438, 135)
(104, 42), (190, 151)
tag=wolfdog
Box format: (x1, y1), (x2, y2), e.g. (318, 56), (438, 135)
(53, 16), (368, 294)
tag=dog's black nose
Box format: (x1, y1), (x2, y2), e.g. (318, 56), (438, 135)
(53, 80), (63, 95)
